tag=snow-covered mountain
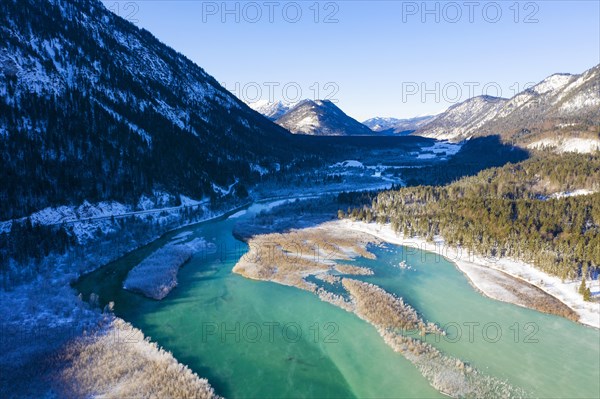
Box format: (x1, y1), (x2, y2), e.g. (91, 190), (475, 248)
(478, 66), (600, 145)
(415, 95), (508, 141)
(0, 0), (298, 220)
(248, 100), (292, 121)
(363, 115), (436, 135)
(416, 65), (600, 148)
(275, 99), (374, 136)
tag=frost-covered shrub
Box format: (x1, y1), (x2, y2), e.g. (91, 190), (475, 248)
(341, 278), (440, 334)
(123, 238), (212, 300)
(56, 317), (219, 398)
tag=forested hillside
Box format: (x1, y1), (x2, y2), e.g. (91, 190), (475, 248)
(0, 0), (302, 220)
(345, 154), (600, 290)
(400, 136), (529, 186)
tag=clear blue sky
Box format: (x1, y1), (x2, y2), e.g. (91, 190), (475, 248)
(102, 1), (600, 120)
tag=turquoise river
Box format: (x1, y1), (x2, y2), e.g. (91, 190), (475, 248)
(75, 201), (600, 398)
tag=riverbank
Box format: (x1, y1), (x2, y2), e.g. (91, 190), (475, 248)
(0, 202), (250, 398)
(339, 220), (600, 329)
(232, 222), (528, 397)
(54, 316), (219, 398)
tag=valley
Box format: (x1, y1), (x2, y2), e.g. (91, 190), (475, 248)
(1, 0), (599, 398)
(4, 147), (598, 398)
(67, 195), (599, 398)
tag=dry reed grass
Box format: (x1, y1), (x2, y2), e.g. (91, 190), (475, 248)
(55, 317), (219, 399)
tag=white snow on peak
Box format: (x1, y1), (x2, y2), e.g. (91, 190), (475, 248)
(531, 74), (573, 95)
(417, 96), (506, 141)
(248, 100), (293, 120)
(363, 115), (435, 133)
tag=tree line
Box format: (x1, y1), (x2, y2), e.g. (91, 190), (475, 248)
(342, 153), (600, 298)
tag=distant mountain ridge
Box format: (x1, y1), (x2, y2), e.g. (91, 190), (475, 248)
(363, 115), (436, 135)
(414, 95), (508, 141)
(275, 99), (374, 136)
(415, 65), (600, 147)
(248, 100), (293, 121)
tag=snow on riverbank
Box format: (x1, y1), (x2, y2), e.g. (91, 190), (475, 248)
(124, 238), (215, 300)
(337, 220), (600, 329)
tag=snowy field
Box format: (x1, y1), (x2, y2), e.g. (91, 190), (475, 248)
(528, 137), (600, 154)
(411, 140), (463, 160)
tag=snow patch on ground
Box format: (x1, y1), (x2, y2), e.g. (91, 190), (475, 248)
(171, 231), (193, 243)
(1, 193), (207, 243)
(0, 221), (11, 234)
(28, 201), (130, 225)
(428, 140), (463, 156)
(137, 191), (173, 211)
(559, 92), (600, 112)
(93, 100), (152, 145)
(550, 189), (596, 199)
(528, 138), (600, 153)
(330, 160), (365, 168)
(411, 140), (463, 160)
(250, 163), (269, 176)
(296, 115), (319, 130)
(417, 141), (463, 159)
(179, 195), (202, 207)
(228, 210), (247, 219)
(211, 180), (238, 196)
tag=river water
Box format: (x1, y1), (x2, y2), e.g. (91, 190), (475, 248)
(75, 201), (600, 398)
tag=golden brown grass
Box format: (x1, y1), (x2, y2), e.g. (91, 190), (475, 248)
(342, 278), (440, 334)
(314, 273), (341, 285)
(381, 331), (527, 398)
(232, 224), (379, 292)
(496, 277), (579, 322)
(335, 264), (374, 276)
(316, 288), (354, 312)
(233, 223), (528, 398)
(338, 279), (526, 396)
(56, 317), (219, 399)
